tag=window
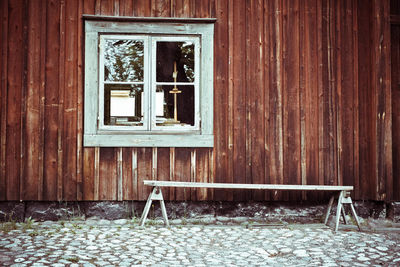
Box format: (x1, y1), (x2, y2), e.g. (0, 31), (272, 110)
(84, 16), (215, 147)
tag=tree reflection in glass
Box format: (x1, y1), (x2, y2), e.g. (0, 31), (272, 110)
(104, 39), (144, 82)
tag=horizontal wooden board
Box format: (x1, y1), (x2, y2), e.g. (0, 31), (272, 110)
(143, 180), (354, 191)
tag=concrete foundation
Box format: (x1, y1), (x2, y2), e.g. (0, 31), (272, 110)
(0, 200), (399, 223)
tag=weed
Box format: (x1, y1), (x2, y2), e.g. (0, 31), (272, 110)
(72, 223), (82, 230)
(66, 256), (79, 263)
(21, 217), (36, 231)
(0, 221), (18, 233)
(181, 217), (187, 225)
(28, 231), (39, 237)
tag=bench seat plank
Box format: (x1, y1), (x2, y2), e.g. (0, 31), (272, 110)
(143, 180), (353, 191)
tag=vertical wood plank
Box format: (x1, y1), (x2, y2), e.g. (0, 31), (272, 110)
(339, 0), (355, 190)
(117, 147), (123, 201)
(214, 0), (230, 201)
(173, 0), (190, 17)
(94, 146), (100, 200)
(119, 0), (133, 16)
(6, 0), (24, 200)
(0, 0), (8, 200)
(122, 148), (133, 200)
(137, 148), (152, 200)
(232, 0), (247, 201)
(169, 147), (175, 200)
(99, 148), (117, 200)
(157, 147), (170, 200)
(352, 0), (360, 199)
(190, 149), (196, 200)
(304, 0), (320, 200)
(248, 0), (265, 201)
(391, 24), (400, 200)
(151, 0), (171, 17)
(268, 0), (284, 201)
(57, 0), (66, 201)
(195, 0), (209, 18)
(263, 0), (272, 201)
(283, 0), (301, 200)
(133, 0), (151, 17)
(38, 0), (47, 200)
(357, 0), (375, 199)
(83, 148), (95, 200)
(373, 0), (392, 201)
(175, 148), (191, 201)
(195, 148), (209, 200)
(132, 148), (138, 200)
(63, 0), (78, 201)
(325, 0), (338, 188)
(24, 0), (42, 200)
(100, 0), (114, 15)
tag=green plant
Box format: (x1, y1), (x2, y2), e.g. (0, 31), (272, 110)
(21, 217), (36, 231)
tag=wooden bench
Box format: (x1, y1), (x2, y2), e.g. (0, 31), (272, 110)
(139, 180), (361, 232)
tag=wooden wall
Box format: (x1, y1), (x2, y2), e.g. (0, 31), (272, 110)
(0, 0), (397, 202)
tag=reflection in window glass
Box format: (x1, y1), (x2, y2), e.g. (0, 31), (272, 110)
(104, 39), (144, 82)
(156, 41), (195, 82)
(104, 84), (143, 126)
(155, 85), (194, 126)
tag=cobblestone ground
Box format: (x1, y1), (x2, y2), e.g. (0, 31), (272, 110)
(0, 219), (399, 266)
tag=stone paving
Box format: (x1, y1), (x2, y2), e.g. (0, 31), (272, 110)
(0, 218), (399, 266)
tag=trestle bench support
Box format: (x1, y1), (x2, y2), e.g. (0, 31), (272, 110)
(139, 180), (361, 232)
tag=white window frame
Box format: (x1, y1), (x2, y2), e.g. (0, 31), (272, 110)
(83, 16), (215, 147)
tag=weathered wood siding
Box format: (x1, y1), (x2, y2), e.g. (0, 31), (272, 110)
(0, 0), (396, 201)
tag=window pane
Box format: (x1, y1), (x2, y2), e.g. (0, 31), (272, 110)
(104, 39), (144, 82)
(104, 84), (143, 126)
(156, 41), (195, 82)
(155, 85), (194, 126)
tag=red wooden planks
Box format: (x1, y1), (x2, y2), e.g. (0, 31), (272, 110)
(99, 148), (117, 200)
(174, 148), (191, 201)
(62, 0), (79, 201)
(137, 148), (152, 200)
(357, 0), (376, 199)
(6, 0), (25, 200)
(247, 0), (265, 201)
(283, 0), (301, 200)
(391, 24), (400, 201)
(24, 0), (42, 200)
(0, 0), (9, 200)
(231, 0), (247, 201)
(213, 0), (229, 201)
(303, 0), (320, 200)
(268, 0), (284, 201)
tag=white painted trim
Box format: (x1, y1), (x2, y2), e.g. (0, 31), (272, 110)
(84, 20), (214, 147)
(143, 180), (354, 191)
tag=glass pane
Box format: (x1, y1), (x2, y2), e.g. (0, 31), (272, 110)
(156, 41), (195, 83)
(104, 84), (143, 126)
(104, 39), (144, 82)
(155, 85), (194, 126)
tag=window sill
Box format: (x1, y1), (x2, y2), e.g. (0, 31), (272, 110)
(84, 134), (213, 147)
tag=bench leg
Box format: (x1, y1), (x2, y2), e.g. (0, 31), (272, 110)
(139, 188), (155, 226)
(342, 193), (361, 231)
(324, 195), (335, 225)
(341, 206), (348, 225)
(139, 187), (170, 227)
(335, 191), (344, 232)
